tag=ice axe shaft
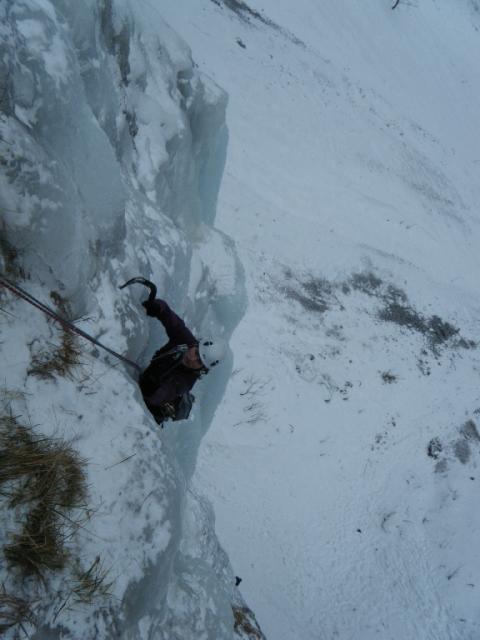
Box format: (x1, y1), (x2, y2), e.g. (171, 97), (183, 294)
(119, 277), (157, 302)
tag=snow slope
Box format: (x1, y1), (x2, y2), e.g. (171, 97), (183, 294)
(157, 1), (480, 639)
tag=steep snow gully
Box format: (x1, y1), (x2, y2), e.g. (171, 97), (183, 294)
(0, 1), (259, 638)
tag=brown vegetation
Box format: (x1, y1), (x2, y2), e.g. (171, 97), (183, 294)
(28, 292), (83, 381)
(0, 412), (87, 579)
(233, 605), (266, 639)
(72, 556), (113, 604)
(0, 588), (36, 635)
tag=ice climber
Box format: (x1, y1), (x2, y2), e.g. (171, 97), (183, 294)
(139, 297), (226, 426)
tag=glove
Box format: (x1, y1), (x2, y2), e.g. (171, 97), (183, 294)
(142, 299), (158, 316)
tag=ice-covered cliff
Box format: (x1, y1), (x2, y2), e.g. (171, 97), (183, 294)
(0, 1), (258, 638)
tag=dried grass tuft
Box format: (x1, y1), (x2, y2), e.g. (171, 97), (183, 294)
(28, 292), (83, 380)
(0, 587), (35, 634)
(0, 413), (87, 579)
(232, 605), (265, 639)
(28, 332), (82, 381)
(72, 556), (113, 604)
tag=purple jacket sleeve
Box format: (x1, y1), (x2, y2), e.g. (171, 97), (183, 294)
(148, 299), (197, 346)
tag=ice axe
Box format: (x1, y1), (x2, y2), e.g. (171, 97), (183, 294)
(119, 277), (157, 303)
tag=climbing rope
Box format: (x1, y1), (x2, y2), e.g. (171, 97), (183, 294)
(0, 274), (142, 372)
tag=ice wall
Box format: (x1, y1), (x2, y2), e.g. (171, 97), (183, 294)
(0, 0), (253, 637)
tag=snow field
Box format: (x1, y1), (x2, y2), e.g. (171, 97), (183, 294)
(158, 1), (480, 638)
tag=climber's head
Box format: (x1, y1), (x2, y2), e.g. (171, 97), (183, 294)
(182, 338), (227, 371)
(197, 337), (227, 370)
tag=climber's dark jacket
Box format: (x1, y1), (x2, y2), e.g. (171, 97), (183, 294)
(139, 299), (201, 410)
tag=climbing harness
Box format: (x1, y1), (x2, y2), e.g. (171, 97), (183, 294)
(0, 273), (142, 372)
